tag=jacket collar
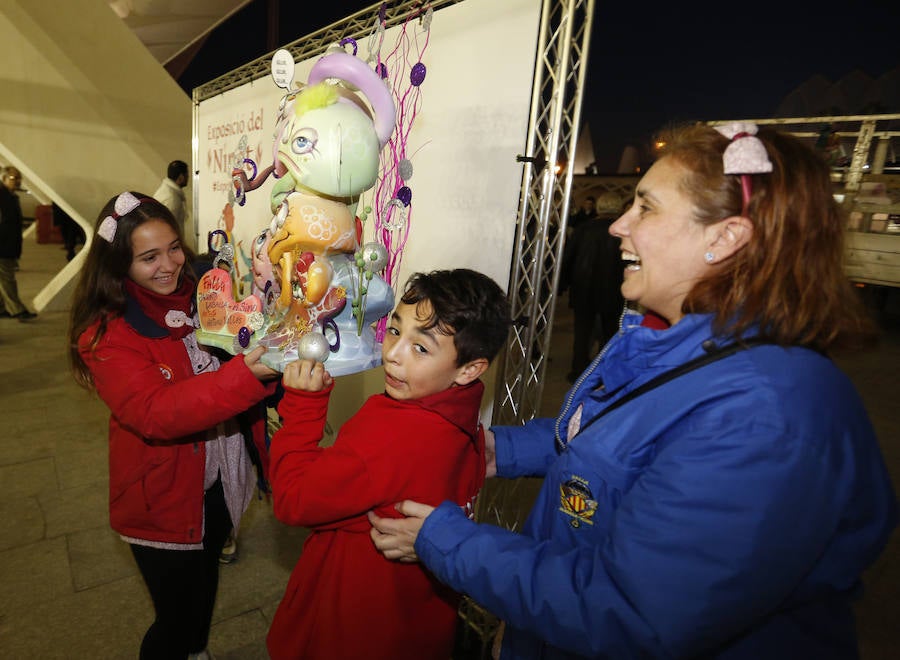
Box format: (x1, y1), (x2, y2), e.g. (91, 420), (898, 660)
(123, 294), (169, 338)
(161, 177), (186, 199)
(389, 380), (485, 440)
(589, 312), (722, 395)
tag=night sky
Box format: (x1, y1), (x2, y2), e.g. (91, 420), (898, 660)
(178, 0), (900, 173)
(586, 0), (900, 171)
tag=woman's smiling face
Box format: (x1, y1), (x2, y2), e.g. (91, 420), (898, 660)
(609, 157), (712, 325)
(127, 219), (185, 295)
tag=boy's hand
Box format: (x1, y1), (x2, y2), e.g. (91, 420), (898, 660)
(282, 358), (333, 392)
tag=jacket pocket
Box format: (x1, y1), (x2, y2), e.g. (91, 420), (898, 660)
(109, 438), (173, 509)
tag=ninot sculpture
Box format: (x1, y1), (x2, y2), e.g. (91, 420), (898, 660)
(196, 46), (397, 375)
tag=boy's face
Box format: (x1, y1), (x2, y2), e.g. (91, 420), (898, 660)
(381, 300), (470, 401)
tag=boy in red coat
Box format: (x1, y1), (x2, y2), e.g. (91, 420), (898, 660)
(267, 269), (511, 660)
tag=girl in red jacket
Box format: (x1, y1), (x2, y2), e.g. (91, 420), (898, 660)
(69, 192), (280, 660)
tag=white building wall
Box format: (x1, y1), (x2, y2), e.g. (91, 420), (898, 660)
(0, 0), (192, 310)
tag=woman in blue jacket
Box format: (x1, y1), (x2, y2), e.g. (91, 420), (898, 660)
(369, 123), (898, 659)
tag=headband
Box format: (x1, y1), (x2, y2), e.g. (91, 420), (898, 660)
(97, 192), (142, 242)
(714, 122), (772, 217)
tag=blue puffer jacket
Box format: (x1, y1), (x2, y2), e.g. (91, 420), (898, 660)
(416, 311), (897, 659)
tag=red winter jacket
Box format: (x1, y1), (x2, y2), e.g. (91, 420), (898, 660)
(79, 300), (274, 545)
(267, 380), (486, 660)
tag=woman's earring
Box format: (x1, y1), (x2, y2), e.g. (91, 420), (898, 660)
(704, 252), (715, 263)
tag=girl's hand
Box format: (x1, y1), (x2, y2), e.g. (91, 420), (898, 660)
(243, 346), (280, 381)
(367, 500), (435, 563)
(282, 358), (333, 392)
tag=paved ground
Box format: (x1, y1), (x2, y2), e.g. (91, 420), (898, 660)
(1, 228), (897, 659)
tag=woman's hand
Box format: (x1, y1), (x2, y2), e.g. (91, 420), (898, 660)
(282, 358), (333, 392)
(243, 345), (281, 381)
(367, 500), (435, 563)
(484, 428), (497, 478)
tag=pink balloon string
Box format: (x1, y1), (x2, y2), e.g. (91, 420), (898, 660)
(370, 5), (432, 341)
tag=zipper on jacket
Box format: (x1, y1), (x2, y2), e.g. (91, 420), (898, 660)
(553, 303), (632, 451)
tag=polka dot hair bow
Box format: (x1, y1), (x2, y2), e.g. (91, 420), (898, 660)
(97, 192), (142, 243)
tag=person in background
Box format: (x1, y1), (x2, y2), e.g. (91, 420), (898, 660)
(0, 166), (37, 320)
(368, 123), (897, 659)
(266, 269), (511, 660)
(52, 202), (85, 261)
(567, 194), (597, 233)
(153, 159), (189, 236)
(68, 192), (279, 660)
(558, 191), (625, 381)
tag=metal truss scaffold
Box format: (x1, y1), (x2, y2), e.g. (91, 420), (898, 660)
(463, 0), (595, 652)
(477, 0), (594, 523)
(192, 0), (465, 103)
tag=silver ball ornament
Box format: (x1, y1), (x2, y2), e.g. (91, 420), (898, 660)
(399, 158), (414, 181)
(297, 332), (331, 362)
(360, 242), (389, 273)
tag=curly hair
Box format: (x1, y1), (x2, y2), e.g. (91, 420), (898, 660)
(400, 269), (512, 366)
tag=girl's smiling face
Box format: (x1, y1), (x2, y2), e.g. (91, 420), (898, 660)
(127, 219), (185, 295)
(609, 157), (712, 325)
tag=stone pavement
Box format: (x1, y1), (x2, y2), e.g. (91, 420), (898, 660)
(0, 232), (308, 659)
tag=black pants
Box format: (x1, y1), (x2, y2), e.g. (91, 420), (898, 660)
(58, 218), (84, 260)
(130, 479), (232, 660)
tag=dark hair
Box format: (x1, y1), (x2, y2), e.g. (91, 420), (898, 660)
(68, 192), (196, 389)
(658, 123), (876, 352)
(167, 160), (188, 181)
(400, 269), (511, 366)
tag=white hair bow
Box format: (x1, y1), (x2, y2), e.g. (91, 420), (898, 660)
(97, 192), (142, 243)
(714, 122), (772, 174)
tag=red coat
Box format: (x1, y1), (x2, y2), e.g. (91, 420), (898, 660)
(79, 303), (274, 545)
(267, 380), (487, 660)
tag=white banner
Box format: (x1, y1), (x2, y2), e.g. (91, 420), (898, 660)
(195, 0), (539, 300)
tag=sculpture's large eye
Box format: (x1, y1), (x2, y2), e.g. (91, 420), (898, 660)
(254, 230), (268, 256)
(291, 128), (318, 154)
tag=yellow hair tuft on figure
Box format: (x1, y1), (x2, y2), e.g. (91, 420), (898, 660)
(294, 82), (339, 117)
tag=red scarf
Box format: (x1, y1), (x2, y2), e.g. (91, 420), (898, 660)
(124, 277), (195, 339)
(641, 311), (670, 330)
